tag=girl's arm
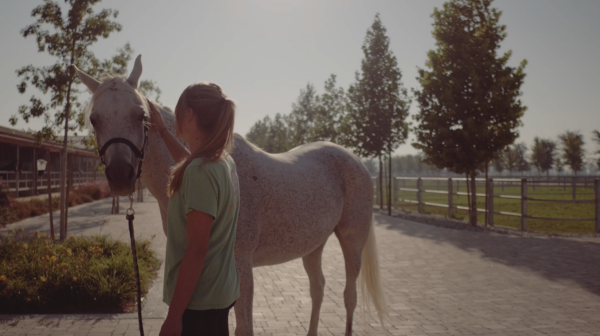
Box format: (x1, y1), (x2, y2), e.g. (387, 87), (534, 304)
(160, 210), (213, 336)
(148, 99), (190, 163)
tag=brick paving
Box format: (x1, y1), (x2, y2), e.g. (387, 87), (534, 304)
(2, 197), (600, 335)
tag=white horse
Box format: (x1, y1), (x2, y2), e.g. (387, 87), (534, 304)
(74, 55), (386, 336)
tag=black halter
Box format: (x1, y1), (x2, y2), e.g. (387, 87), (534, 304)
(98, 124), (149, 180)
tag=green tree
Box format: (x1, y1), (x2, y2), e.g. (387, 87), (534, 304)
(493, 157), (504, 175)
(503, 147), (518, 174)
(514, 142), (530, 175)
(343, 14), (411, 212)
(286, 83), (319, 148)
(12, 0), (122, 240)
(502, 143), (528, 175)
(555, 158), (564, 175)
(247, 74), (346, 152)
(266, 113), (292, 153)
(312, 75), (345, 143)
(246, 113), (292, 153)
(246, 115), (273, 151)
(558, 131), (585, 175)
(412, 0), (527, 226)
(530, 137), (556, 176)
(592, 130), (600, 170)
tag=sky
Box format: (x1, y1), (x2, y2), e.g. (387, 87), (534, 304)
(0, 0), (599, 158)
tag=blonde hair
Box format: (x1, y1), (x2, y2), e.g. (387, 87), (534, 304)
(168, 82), (236, 197)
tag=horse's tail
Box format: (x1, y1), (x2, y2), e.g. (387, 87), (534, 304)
(360, 216), (387, 327)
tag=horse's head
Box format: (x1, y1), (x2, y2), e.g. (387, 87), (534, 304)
(74, 55), (149, 196)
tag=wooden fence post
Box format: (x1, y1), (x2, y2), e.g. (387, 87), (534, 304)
(595, 179), (599, 234)
(521, 178), (527, 231)
(488, 178), (494, 226)
(417, 177), (423, 214)
(447, 178), (453, 218)
(572, 176), (576, 200)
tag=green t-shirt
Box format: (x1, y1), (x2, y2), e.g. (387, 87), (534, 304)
(163, 156), (240, 310)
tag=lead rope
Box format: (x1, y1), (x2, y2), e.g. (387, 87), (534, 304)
(127, 194), (145, 336)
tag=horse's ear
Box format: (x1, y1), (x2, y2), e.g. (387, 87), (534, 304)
(127, 54), (143, 89)
(72, 65), (100, 93)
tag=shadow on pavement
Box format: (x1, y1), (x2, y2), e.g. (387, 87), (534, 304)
(376, 213), (600, 297)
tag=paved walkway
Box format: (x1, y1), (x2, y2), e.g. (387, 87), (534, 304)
(1, 196), (600, 335)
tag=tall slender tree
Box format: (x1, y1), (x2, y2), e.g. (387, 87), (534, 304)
(493, 157), (505, 175)
(312, 74), (346, 144)
(503, 147), (518, 174)
(12, 0), (122, 240)
(343, 14), (411, 210)
(558, 131), (585, 175)
(286, 83), (319, 148)
(412, 0), (527, 225)
(515, 143), (530, 175)
(530, 137), (556, 176)
(555, 158), (564, 175)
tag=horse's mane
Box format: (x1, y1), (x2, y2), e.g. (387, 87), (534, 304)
(83, 75), (152, 129)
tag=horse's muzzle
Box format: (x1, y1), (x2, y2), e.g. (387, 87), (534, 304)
(105, 161), (136, 196)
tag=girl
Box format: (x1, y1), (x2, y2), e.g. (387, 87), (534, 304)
(149, 82), (240, 336)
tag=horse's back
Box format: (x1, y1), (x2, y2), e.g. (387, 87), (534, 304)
(232, 136), (373, 266)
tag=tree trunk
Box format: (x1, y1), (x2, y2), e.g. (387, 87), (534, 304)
(46, 151), (54, 239)
(59, 84), (74, 240)
(65, 154), (72, 222)
(378, 154), (383, 209)
(469, 173), (477, 226)
(388, 151), (392, 216)
(59, 41), (76, 241)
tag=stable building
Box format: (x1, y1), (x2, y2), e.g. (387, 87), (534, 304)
(0, 125), (101, 197)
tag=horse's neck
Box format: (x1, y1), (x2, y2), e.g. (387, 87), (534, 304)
(141, 105), (179, 208)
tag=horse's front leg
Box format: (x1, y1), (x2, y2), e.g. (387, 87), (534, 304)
(234, 256), (254, 336)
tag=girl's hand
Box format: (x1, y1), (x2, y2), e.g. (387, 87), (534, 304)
(147, 98), (167, 133)
(159, 316), (182, 336)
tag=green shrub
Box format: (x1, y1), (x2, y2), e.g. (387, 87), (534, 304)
(0, 230), (160, 314)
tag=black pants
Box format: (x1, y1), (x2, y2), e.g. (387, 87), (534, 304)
(181, 301), (235, 336)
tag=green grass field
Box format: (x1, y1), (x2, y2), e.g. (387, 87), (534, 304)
(375, 179), (597, 234)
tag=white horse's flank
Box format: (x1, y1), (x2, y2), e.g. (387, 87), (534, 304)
(74, 56), (386, 336)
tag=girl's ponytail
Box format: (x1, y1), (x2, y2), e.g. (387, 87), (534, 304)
(168, 83), (235, 197)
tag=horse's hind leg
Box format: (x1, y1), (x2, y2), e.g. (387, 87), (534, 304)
(302, 242), (327, 336)
(335, 224), (369, 336)
(234, 257), (254, 336)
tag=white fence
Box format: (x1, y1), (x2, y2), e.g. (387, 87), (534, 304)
(0, 170), (102, 196)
